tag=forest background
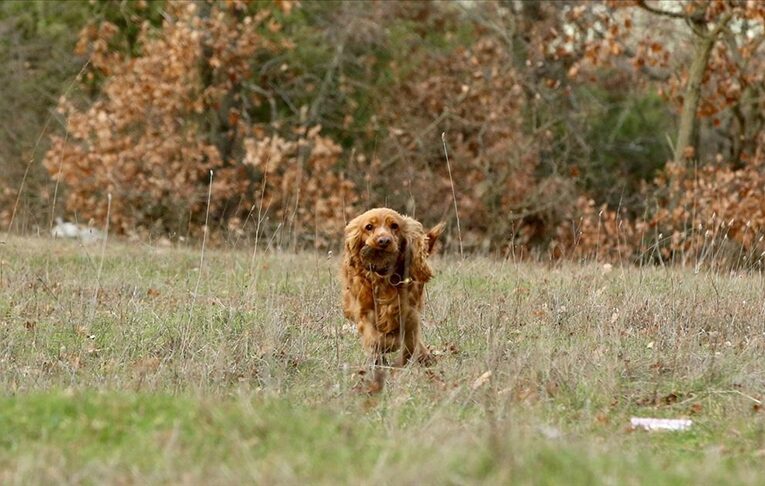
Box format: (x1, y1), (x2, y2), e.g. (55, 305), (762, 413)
(2, 0), (765, 265)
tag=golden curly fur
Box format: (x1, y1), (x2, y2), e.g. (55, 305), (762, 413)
(341, 208), (445, 368)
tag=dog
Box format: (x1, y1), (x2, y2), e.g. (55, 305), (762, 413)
(341, 207), (445, 373)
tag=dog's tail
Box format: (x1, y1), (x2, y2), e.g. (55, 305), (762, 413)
(426, 222), (446, 255)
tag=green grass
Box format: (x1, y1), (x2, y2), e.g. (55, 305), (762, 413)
(1, 235), (765, 484)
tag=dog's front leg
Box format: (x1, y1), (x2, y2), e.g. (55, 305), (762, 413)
(398, 309), (433, 366)
(358, 314), (390, 392)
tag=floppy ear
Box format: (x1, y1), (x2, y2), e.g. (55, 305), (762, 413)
(402, 217), (433, 283)
(343, 216), (363, 268)
(426, 222), (445, 255)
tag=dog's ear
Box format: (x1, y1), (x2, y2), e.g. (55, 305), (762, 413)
(403, 217), (433, 283)
(343, 216), (363, 268)
(425, 222), (445, 255)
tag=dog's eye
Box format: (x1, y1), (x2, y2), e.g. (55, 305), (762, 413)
(390, 223), (399, 230)
(364, 224), (374, 231)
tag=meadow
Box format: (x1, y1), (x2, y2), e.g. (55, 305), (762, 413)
(1, 234), (765, 484)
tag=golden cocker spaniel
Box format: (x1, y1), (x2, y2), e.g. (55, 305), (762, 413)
(341, 207), (445, 368)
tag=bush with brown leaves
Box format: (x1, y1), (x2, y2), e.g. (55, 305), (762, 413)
(43, 1), (354, 245)
(30, 0), (765, 262)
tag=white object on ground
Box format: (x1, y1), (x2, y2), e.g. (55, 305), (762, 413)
(79, 226), (105, 243)
(630, 417), (692, 431)
(51, 217), (105, 243)
(51, 217), (81, 239)
(537, 425), (562, 440)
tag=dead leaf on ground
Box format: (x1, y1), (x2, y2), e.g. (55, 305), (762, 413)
(134, 356), (160, 374)
(353, 368), (385, 395)
(471, 370), (492, 390)
(663, 392), (680, 405)
(425, 369), (450, 390)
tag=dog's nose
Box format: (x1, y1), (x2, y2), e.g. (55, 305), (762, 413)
(376, 236), (392, 248)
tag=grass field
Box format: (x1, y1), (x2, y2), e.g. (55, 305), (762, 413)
(1, 234), (765, 484)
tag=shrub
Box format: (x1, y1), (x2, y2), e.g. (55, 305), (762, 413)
(42, 1), (355, 245)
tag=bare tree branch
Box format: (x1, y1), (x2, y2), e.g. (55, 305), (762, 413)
(636, 0), (705, 22)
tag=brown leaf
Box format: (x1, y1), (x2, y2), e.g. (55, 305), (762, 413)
(471, 370), (492, 390)
(662, 392), (680, 405)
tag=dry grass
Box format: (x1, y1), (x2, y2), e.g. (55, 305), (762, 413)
(1, 234), (765, 484)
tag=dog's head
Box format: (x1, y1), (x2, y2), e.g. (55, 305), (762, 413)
(344, 208), (445, 280)
(344, 208), (407, 276)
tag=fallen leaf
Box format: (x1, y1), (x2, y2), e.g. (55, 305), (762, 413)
(472, 370), (492, 390)
(662, 392), (680, 405)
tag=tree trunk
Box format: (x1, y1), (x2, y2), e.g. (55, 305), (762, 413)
(673, 14), (732, 164)
(673, 34), (714, 163)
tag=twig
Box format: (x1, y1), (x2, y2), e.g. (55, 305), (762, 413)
(676, 389), (763, 407)
(380, 111), (449, 170)
(49, 129), (70, 234)
(183, 170), (213, 356)
(250, 157), (270, 271)
(192, 170), (214, 306)
(636, 0), (704, 22)
(91, 193), (112, 315)
(442, 132), (464, 258)
(8, 58), (91, 233)
(308, 36), (346, 123)
(709, 389), (762, 405)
